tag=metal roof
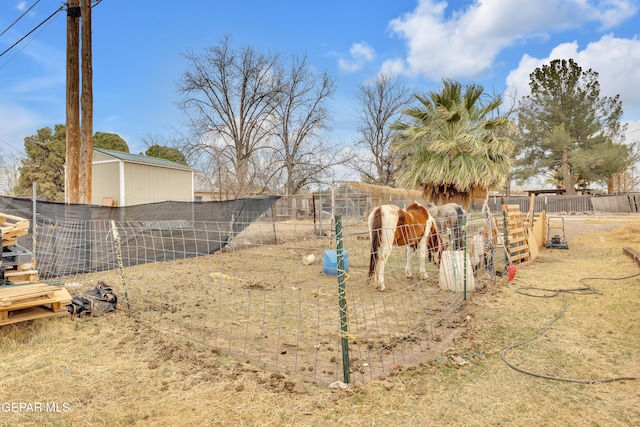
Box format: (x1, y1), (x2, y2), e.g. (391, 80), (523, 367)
(93, 148), (193, 171)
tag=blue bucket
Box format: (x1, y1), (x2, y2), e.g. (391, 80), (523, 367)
(322, 249), (349, 276)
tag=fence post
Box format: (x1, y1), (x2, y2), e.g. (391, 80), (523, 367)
(502, 210), (510, 266)
(32, 182), (37, 263)
(331, 183), (336, 242)
(335, 214), (350, 384)
(270, 206), (279, 244)
(463, 214), (468, 301)
(319, 191), (323, 236)
(110, 220), (129, 308)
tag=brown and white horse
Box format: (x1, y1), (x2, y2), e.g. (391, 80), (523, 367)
(367, 202), (443, 292)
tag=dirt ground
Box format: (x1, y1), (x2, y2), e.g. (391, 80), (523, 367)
(49, 215), (485, 386)
(1, 213), (639, 426)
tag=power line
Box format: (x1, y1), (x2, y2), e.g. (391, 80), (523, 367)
(0, 8), (64, 71)
(0, 0), (42, 39)
(0, 1), (104, 69)
(0, 4), (65, 59)
(0, 136), (24, 155)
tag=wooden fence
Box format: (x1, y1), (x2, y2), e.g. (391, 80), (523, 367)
(482, 193), (640, 214)
(591, 193), (640, 213)
(268, 190), (640, 221)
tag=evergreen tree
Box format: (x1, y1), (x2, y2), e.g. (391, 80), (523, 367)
(16, 125), (132, 201)
(515, 59), (628, 193)
(145, 145), (187, 165)
(94, 132), (129, 152)
(16, 125), (67, 201)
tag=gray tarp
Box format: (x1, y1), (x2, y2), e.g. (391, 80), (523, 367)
(0, 195), (280, 279)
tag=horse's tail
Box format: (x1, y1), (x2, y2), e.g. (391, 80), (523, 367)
(453, 205), (466, 250)
(368, 208), (382, 281)
(427, 215), (442, 266)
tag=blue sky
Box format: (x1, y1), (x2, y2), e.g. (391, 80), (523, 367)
(1, 0), (640, 180)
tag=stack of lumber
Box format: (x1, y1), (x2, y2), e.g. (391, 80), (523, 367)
(0, 283), (71, 326)
(0, 212), (64, 325)
(1, 213), (39, 284)
(1, 213), (30, 246)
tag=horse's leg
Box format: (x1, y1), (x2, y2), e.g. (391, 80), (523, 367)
(377, 248), (392, 291)
(404, 245), (413, 278)
(377, 229), (393, 292)
(418, 234), (428, 279)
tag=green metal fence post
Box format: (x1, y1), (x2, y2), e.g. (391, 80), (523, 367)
(335, 215), (350, 384)
(503, 210), (510, 266)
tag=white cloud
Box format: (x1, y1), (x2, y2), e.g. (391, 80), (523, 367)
(592, 0), (639, 29)
(506, 35), (640, 117)
(338, 42), (375, 73)
(337, 58), (361, 73)
(380, 58), (405, 77)
(350, 43), (375, 61)
(387, 0), (636, 80)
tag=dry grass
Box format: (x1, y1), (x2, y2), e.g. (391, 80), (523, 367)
(1, 214), (640, 426)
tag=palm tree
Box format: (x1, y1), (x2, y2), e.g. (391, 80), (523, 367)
(392, 79), (515, 210)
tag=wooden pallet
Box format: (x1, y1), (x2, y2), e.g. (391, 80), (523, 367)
(3, 263), (39, 284)
(0, 283), (71, 326)
(5, 262), (36, 271)
(623, 247), (640, 268)
(502, 204), (530, 265)
(1, 213), (30, 247)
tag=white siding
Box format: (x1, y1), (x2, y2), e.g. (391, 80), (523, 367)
(123, 163), (192, 205)
(92, 151), (193, 206)
(92, 159), (121, 205)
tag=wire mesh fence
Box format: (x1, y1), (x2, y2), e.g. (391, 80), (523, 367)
(4, 184), (635, 383)
(17, 202), (506, 385)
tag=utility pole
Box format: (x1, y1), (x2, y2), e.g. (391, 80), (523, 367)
(65, 2), (80, 204)
(65, 0), (93, 204)
(79, 0), (93, 204)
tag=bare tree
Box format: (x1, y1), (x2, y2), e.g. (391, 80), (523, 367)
(270, 54), (338, 197)
(350, 74), (412, 187)
(139, 131), (186, 153)
(189, 146), (235, 200)
(177, 36), (281, 197)
(1, 153), (23, 196)
(250, 150), (285, 194)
